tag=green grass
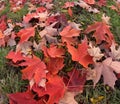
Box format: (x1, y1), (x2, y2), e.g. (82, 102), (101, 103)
(54, 0), (120, 44)
(0, 0), (120, 104)
(0, 48), (27, 104)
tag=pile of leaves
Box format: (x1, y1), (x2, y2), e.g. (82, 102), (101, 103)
(0, 0), (120, 104)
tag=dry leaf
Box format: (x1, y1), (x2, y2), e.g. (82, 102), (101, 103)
(59, 91), (78, 104)
(88, 42), (104, 62)
(93, 57), (120, 88)
(109, 42), (120, 60)
(102, 14), (110, 24)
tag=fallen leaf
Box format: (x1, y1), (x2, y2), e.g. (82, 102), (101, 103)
(93, 57), (120, 88)
(33, 74), (65, 104)
(109, 42), (120, 60)
(60, 25), (80, 44)
(68, 7), (73, 17)
(6, 51), (24, 63)
(16, 41), (32, 55)
(59, 91), (78, 104)
(20, 55), (47, 86)
(66, 69), (87, 92)
(46, 58), (64, 74)
(8, 91), (38, 104)
(17, 27), (35, 43)
(63, 2), (74, 8)
(39, 22), (58, 38)
(75, 0), (99, 13)
(88, 42), (104, 62)
(0, 15), (7, 32)
(84, 0), (95, 4)
(102, 14), (110, 24)
(67, 39), (93, 68)
(90, 96), (104, 104)
(85, 22), (114, 45)
(97, 0), (106, 7)
(42, 44), (65, 58)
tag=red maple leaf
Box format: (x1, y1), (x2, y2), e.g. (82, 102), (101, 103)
(42, 44), (65, 74)
(33, 74), (65, 104)
(7, 51), (46, 86)
(60, 25), (80, 44)
(0, 15), (7, 32)
(63, 2), (74, 17)
(84, 0), (95, 4)
(85, 22), (114, 46)
(17, 27), (35, 43)
(46, 58), (64, 74)
(6, 51), (24, 63)
(8, 91), (37, 104)
(97, 0), (106, 7)
(46, 14), (67, 26)
(36, 6), (47, 13)
(23, 13), (38, 23)
(19, 55), (46, 85)
(67, 39), (93, 68)
(63, 2), (74, 8)
(65, 69), (87, 92)
(42, 44), (65, 58)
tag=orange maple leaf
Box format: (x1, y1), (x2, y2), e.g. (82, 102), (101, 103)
(46, 58), (64, 74)
(85, 22), (114, 46)
(60, 25), (80, 44)
(33, 74), (65, 104)
(84, 0), (95, 4)
(20, 56), (46, 85)
(42, 44), (65, 58)
(17, 27), (35, 43)
(67, 39), (93, 68)
(6, 51), (24, 63)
